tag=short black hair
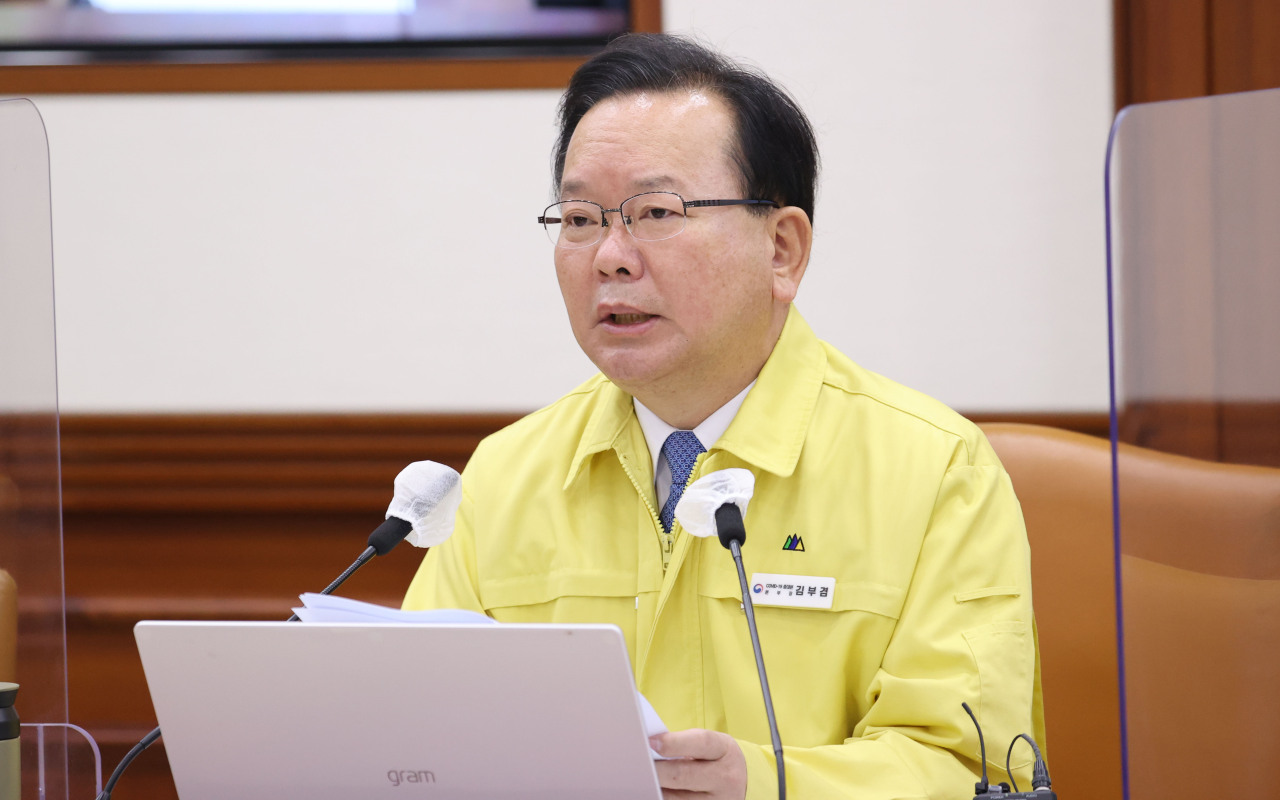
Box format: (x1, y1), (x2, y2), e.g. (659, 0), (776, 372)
(553, 33), (820, 222)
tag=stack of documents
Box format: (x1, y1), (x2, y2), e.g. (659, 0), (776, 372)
(292, 593), (494, 624)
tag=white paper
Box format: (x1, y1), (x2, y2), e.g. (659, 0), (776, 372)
(293, 593), (494, 625)
(636, 692), (674, 760)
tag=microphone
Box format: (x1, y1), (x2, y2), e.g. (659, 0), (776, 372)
(96, 461), (462, 800)
(714, 502), (746, 549)
(675, 469), (786, 800)
(962, 701), (997, 797)
(287, 460), (462, 619)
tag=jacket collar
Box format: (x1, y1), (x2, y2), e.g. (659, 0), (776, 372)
(714, 307), (825, 478)
(564, 376), (637, 491)
(564, 306), (826, 489)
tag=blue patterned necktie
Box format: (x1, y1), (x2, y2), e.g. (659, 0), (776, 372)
(659, 430), (705, 533)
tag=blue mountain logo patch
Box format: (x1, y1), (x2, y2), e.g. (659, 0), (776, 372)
(782, 534), (805, 552)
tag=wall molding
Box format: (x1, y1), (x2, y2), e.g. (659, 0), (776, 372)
(59, 411), (521, 513)
(59, 409), (1110, 514)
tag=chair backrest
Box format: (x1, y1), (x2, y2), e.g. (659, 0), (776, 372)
(980, 423), (1124, 800)
(1106, 428), (1280, 798)
(983, 422), (1280, 800)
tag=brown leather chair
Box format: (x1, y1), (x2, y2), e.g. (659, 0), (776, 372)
(1107, 431), (1280, 799)
(982, 422), (1280, 800)
(981, 423), (1124, 800)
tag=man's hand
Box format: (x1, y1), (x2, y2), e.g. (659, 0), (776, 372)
(650, 728), (748, 799)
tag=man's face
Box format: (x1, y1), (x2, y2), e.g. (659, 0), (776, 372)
(555, 90), (785, 418)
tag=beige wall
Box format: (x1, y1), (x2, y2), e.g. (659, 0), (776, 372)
(24, 0), (1113, 413)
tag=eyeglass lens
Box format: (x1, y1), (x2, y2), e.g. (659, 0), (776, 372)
(542, 192), (687, 248)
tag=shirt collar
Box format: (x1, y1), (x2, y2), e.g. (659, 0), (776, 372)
(633, 381), (754, 478)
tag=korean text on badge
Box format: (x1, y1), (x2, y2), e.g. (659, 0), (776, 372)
(748, 573), (835, 609)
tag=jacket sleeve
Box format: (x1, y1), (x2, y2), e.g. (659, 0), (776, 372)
(739, 453), (1043, 800)
(401, 479), (487, 614)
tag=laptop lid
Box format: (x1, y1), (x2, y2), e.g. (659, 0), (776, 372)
(134, 621), (662, 800)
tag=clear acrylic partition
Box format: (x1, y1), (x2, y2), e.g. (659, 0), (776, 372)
(1106, 88), (1280, 800)
(0, 98), (101, 799)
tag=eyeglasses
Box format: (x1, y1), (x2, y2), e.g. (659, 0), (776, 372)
(538, 191), (778, 249)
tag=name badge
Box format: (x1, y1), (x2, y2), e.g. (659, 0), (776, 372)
(748, 573), (835, 609)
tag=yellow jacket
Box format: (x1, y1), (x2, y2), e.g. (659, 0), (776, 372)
(405, 308), (1044, 799)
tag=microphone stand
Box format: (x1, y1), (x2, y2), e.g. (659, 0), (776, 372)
(713, 503), (786, 800)
(728, 537), (786, 800)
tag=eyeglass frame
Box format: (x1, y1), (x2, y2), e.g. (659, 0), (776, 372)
(537, 191), (780, 248)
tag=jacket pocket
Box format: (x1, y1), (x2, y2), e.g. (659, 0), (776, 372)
(963, 620), (1035, 771)
(481, 569), (638, 611)
(477, 568), (640, 656)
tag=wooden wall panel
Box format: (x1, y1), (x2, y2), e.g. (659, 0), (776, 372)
(1119, 401), (1280, 467)
(59, 412), (519, 513)
(1114, 0), (1211, 107)
(58, 412), (518, 799)
(1210, 0), (1280, 94)
(1116, 0), (1280, 108)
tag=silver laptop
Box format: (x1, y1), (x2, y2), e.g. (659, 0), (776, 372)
(135, 621), (662, 800)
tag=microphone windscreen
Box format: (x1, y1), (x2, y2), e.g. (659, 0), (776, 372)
(674, 468), (754, 539)
(385, 461), (462, 548)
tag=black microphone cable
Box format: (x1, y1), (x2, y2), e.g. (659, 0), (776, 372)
(1004, 733), (1052, 794)
(963, 701), (1055, 800)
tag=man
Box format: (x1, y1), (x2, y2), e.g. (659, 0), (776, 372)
(405, 34), (1044, 800)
